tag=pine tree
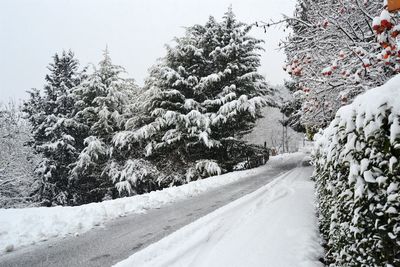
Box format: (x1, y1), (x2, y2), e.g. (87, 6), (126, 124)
(202, 8), (271, 143)
(23, 50), (83, 206)
(123, 8), (272, 182)
(71, 48), (137, 203)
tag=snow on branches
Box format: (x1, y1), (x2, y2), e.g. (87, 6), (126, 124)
(262, 0), (400, 133)
(186, 160), (222, 182)
(108, 159), (162, 196)
(116, 9), (272, 168)
(0, 103), (39, 208)
(18, 9), (273, 206)
(70, 48), (139, 203)
(23, 51), (83, 206)
(106, 8), (274, 189)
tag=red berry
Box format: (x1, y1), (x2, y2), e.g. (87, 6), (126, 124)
(381, 19), (393, 30)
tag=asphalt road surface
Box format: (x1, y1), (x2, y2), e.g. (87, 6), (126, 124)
(0, 160), (299, 267)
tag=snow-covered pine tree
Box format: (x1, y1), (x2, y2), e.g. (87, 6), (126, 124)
(71, 48), (138, 203)
(110, 78), (167, 196)
(120, 8), (272, 183)
(23, 51), (83, 206)
(203, 9), (271, 154)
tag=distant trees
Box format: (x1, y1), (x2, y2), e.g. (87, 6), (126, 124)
(0, 102), (39, 208)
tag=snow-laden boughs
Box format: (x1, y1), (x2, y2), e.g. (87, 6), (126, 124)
(186, 160), (222, 182)
(108, 159), (163, 196)
(73, 136), (107, 177)
(113, 8), (272, 183)
(196, 160), (222, 176)
(71, 48), (138, 203)
(312, 75), (400, 266)
(23, 49), (141, 205)
(16, 10), (272, 206)
(23, 51), (84, 206)
(265, 1), (399, 134)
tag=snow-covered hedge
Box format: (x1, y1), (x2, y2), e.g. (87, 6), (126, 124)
(313, 75), (400, 266)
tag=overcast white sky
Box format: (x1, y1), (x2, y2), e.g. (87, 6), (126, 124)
(0, 0), (295, 102)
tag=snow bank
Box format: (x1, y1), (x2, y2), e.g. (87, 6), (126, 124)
(313, 74), (400, 266)
(113, 166), (323, 267)
(0, 152), (304, 253)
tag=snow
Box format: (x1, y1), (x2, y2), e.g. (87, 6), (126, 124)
(313, 74), (400, 265)
(195, 160), (222, 177)
(363, 170), (376, 183)
(0, 152), (305, 254)
(321, 66), (332, 75)
(315, 74), (400, 165)
(372, 16), (381, 28)
(387, 182), (398, 194)
(113, 166), (323, 267)
(380, 9), (391, 23)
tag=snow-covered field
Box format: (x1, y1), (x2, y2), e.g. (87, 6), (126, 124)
(113, 166), (323, 267)
(0, 152), (305, 253)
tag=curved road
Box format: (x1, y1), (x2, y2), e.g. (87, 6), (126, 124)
(0, 160), (299, 267)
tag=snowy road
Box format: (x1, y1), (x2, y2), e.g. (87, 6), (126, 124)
(0, 160), (299, 267)
(115, 166), (322, 267)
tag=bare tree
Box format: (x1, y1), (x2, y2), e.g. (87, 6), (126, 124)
(259, 1), (399, 132)
(0, 102), (39, 208)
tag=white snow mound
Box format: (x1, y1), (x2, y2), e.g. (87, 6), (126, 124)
(0, 152), (305, 253)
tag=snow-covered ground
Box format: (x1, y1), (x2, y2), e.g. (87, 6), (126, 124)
(0, 152), (305, 253)
(113, 166), (323, 267)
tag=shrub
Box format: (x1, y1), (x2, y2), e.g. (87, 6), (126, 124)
(313, 75), (400, 266)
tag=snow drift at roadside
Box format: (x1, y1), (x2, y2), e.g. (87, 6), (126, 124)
(0, 152), (304, 253)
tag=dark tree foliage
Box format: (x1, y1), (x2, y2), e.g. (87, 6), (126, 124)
(23, 51), (84, 206)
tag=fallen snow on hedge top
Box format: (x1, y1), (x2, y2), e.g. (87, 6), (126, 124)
(315, 73), (400, 166)
(313, 74), (400, 266)
(0, 152), (305, 254)
(341, 75), (400, 144)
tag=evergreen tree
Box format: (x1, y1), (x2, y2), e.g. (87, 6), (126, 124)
(121, 8), (273, 182)
(23, 51), (83, 206)
(71, 48), (137, 203)
(202, 8), (271, 143)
